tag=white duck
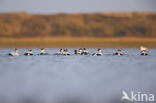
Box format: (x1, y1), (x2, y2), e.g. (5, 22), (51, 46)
(8, 48), (19, 56)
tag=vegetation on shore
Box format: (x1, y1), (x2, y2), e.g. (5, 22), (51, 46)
(0, 37), (156, 48)
(0, 12), (156, 48)
(0, 12), (156, 38)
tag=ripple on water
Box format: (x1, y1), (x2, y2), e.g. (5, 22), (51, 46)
(0, 48), (156, 103)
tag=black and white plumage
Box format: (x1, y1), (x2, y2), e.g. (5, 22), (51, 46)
(74, 50), (78, 55)
(24, 50), (33, 56)
(140, 46), (148, 55)
(38, 48), (49, 55)
(114, 49), (123, 56)
(8, 48), (19, 56)
(54, 48), (64, 55)
(77, 48), (83, 55)
(141, 50), (148, 55)
(75, 48), (89, 55)
(63, 49), (70, 56)
(92, 48), (102, 56)
(82, 48), (89, 55)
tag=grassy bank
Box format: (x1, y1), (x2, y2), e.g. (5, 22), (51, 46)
(0, 12), (156, 37)
(0, 37), (156, 48)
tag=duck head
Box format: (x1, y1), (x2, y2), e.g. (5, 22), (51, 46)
(117, 49), (122, 54)
(64, 49), (69, 55)
(15, 48), (18, 53)
(97, 48), (102, 54)
(40, 48), (45, 53)
(14, 48), (19, 56)
(78, 48), (83, 54)
(59, 48), (64, 54)
(83, 48), (88, 53)
(28, 50), (33, 54)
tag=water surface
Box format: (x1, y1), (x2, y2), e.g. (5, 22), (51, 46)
(0, 48), (156, 103)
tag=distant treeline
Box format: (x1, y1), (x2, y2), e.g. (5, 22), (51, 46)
(0, 12), (156, 37)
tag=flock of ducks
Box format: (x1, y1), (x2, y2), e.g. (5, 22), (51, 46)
(8, 46), (148, 56)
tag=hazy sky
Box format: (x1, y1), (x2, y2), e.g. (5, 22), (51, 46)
(0, 0), (156, 14)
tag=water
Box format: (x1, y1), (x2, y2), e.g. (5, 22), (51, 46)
(0, 48), (156, 103)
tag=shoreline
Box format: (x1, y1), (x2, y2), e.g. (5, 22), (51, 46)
(0, 37), (156, 48)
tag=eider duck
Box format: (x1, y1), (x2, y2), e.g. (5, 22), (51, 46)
(54, 48), (64, 55)
(24, 50), (33, 56)
(92, 48), (103, 56)
(114, 49), (123, 56)
(140, 46), (148, 55)
(63, 49), (70, 56)
(82, 48), (89, 55)
(74, 48), (89, 55)
(77, 48), (83, 55)
(39, 48), (48, 55)
(74, 50), (78, 55)
(8, 48), (19, 56)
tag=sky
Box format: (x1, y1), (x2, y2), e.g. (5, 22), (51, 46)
(0, 0), (156, 14)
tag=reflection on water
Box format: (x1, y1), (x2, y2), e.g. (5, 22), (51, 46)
(0, 48), (156, 103)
